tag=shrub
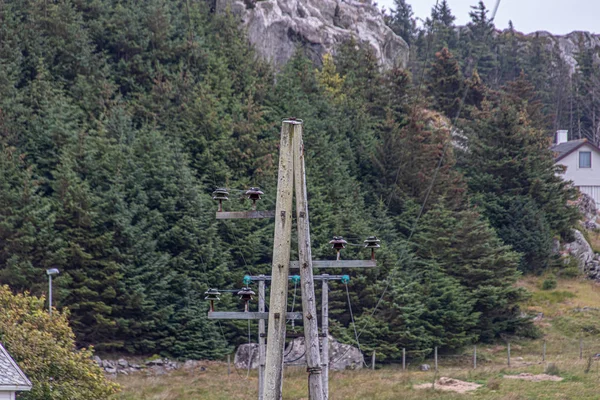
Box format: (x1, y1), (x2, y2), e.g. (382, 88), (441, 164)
(0, 285), (119, 400)
(486, 377), (501, 390)
(545, 363), (560, 376)
(541, 276), (557, 290)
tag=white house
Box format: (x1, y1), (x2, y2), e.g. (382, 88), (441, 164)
(0, 343), (32, 400)
(552, 130), (600, 207)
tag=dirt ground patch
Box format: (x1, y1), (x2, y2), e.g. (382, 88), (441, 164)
(414, 377), (482, 393)
(503, 373), (563, 382)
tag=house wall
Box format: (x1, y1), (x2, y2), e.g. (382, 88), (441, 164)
(559, 143), (600, 186)
(0, 391), (15, 400)
(558, 143), (600, 206)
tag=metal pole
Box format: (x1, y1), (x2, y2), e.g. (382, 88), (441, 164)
(264, 120), (295, 400)
(402, 348), (406, 370)
(507, 342), (511, 367)
(48, 275), (52, 315)
(258, 277), (266, 400)
(434, 346), (438, 371)
(473, 346), (477, 369)
(322, 275), (329, 400)
(293, 121), (324, 400)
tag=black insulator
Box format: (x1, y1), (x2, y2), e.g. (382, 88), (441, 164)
(245, 187), (264, 201)
(329, 236), (347, 251)
(204, 288), (221, 301)
(364, 236), (381, 249)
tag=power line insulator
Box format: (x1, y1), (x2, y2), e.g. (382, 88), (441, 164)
(245, 187), (264, 210)
(237, 287), (256, 312)
(329, 236), (347, 261)
(212, 188), (229, 212)
(364, 236), (381, 261)
(204, 288), (221, 312)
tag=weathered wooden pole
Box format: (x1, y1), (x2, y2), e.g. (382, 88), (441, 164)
(580, 337), (583, 360)
(434, 346), (438, 371)
(543, 340), (546, 362)
(402, 348), (406, 370)
(264, 120), (295, 400)
(507, 342), (511, 367)
(258, 277), (266, 400)
(473, 346), (477, 369)
(293, 121), (324, 400)
(372, 351), (376, 370)
(322, 275), (330, 399)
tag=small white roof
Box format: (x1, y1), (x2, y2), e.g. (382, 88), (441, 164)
(0, 343), (32, 391)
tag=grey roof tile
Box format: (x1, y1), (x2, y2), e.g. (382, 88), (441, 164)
(551, 139), (587, 160)
(0, 343), (32, 388)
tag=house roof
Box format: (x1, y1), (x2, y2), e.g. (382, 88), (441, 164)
(0, 343), (32, 391)
(552, 138), (600, 162)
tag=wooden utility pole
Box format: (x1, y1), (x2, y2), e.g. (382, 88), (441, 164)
(321, 276), (330, 399)
(258, 276), (266, 399)
(264, 120), (296, 400)
(293, 121), (324, 400)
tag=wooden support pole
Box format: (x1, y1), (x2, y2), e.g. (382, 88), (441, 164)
(208, 311), (302, 320)
(507, 342), (511, 367)
(216, 210), (276, 219)
(434, 346), (438, 371)
(293, 121), (324, 400)
(290, 260), (377, 269)
(402, 348), (406, 370)
(264, 120), (295, 400)
(473, 346), (477, 369)
(258, 277), (266, 400)
(543, 340), (546, 362)
(322, 275), (329, 400)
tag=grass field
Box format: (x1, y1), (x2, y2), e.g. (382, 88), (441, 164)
(112, 276), (600, 399)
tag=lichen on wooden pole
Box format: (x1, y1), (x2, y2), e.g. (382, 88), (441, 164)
(293, 121), (324, 400)
(263, 120), (296, 400)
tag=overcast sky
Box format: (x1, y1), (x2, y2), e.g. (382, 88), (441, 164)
(377, 0), (599, 35)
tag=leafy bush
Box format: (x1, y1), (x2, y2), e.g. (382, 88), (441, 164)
(541, 276), (557, 290)
(0, 285), (119, 399)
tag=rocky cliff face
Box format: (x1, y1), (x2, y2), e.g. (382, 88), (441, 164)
(530, 31), (600, 73)
(216, 0), (409, 70)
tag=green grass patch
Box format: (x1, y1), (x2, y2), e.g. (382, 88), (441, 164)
(530, 290), (576, 304)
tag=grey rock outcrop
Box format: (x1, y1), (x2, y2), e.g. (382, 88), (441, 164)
(562, 229), (600, 281)
(564, 229), (595, 270)
(97, 357), (183, 376)
(576, 192), (599, 230)
(216, 0), (408, 70)
(234, 335), (364, 371)
(234, 343), (260, 369)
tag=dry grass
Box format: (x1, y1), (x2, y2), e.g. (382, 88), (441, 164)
(112, 360), (600, 400)
(113, 277), (600, 399)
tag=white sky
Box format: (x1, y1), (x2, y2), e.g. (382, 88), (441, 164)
(377, 0), (600, 35)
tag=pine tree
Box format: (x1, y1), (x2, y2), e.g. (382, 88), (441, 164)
(414, 204), (529, 340)
(387, 0), (417, 45)
(462, 85), (579, 271)
(426, 48), (463, 119)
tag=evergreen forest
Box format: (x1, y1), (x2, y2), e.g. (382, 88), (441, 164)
(0, 0), (584, 362)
